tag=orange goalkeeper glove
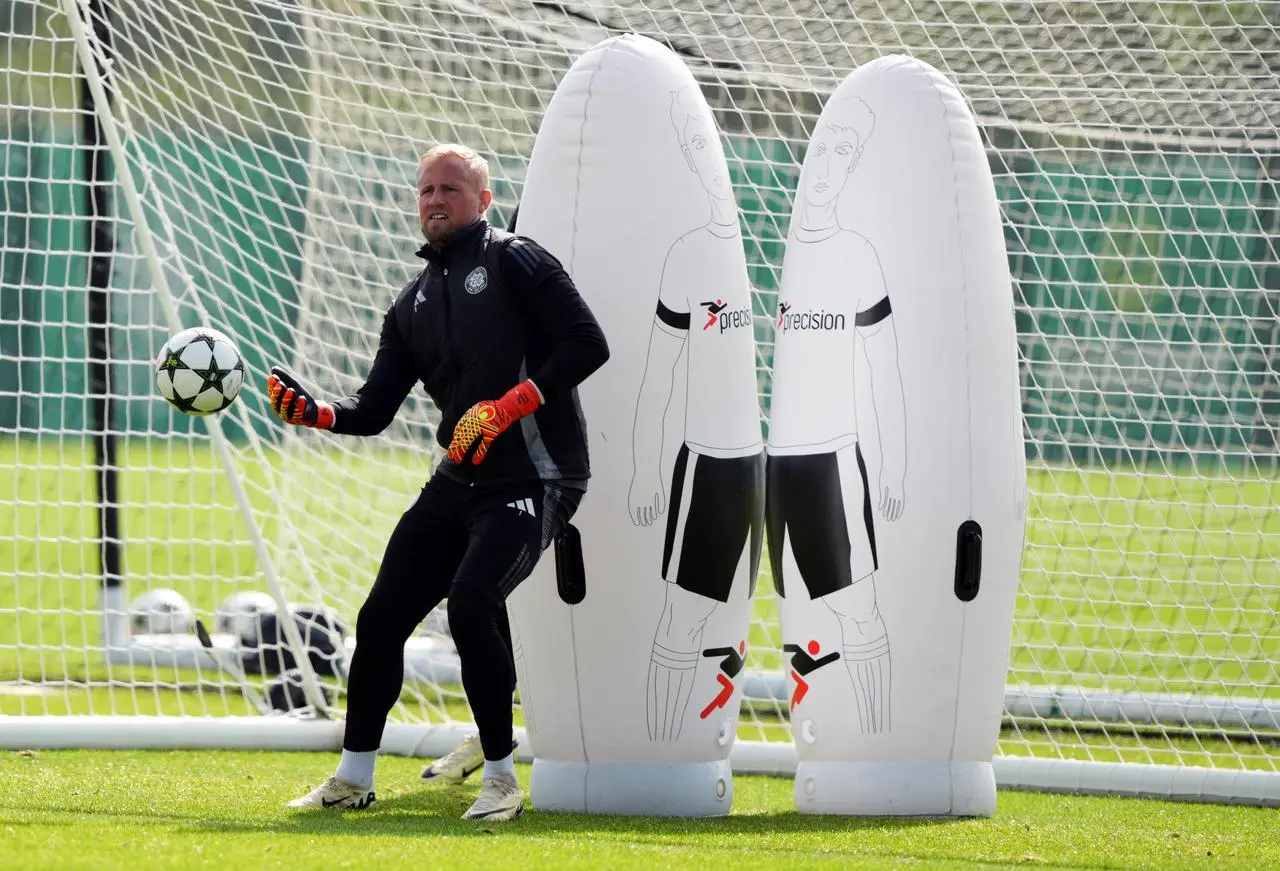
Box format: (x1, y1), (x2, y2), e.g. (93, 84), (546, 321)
(447, 380), (542, 466)
(266, 366), (335, 429)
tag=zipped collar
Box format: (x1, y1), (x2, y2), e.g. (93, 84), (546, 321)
(415, 219), (489, 266)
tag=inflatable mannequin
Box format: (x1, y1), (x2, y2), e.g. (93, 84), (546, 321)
(507, 34), (764, 817)
(767, 55), (1027, 816)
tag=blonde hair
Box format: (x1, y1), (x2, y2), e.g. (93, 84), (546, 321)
(419, 143), (491, 193)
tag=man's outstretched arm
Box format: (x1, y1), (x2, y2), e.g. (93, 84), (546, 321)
(305, 303), (419, 436)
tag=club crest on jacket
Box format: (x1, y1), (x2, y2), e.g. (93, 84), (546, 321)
(465, 266), (488, 295)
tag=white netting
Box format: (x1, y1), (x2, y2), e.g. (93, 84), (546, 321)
(1, 0), (1277, 794)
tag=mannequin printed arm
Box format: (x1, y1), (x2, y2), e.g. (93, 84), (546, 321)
(628, 312), (685, 526)
(857, 300), (906, 521)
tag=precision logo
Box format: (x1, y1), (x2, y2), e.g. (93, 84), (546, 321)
(777, 301), (847, 334)
(700, 299), (752, 334)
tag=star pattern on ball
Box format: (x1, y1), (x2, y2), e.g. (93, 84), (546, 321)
(190, 335), (229, 394)
(156, 327), (245, 416)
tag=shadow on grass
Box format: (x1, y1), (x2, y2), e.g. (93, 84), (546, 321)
(1, 772), (976, 841)
(0, 809), (1094, 871)
(179, 787), (968, 839)
(1, 802), (972, 838)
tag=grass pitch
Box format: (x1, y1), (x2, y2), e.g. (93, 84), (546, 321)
(2, 749), (1278, 871)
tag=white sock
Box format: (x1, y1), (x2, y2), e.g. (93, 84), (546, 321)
(483, 753), (515, 781)
(336, 749), (376, 789)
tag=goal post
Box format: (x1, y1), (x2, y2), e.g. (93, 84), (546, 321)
(61, 0), (334, 715)
(1, 0), (1277, 807)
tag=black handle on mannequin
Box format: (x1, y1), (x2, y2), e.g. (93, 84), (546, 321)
(554, 523), (586, 605)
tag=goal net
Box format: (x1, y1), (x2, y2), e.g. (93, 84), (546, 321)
(2, 0), (1277, 803)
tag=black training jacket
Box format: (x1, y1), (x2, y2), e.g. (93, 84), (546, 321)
(328, 219), (610, 484)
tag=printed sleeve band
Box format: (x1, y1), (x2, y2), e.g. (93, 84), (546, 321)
(854, 295), (892, 327)
(656, 300), (690, 331)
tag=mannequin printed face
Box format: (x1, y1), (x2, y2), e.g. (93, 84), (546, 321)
(681, 114), (732, 202)
(802, 122), (860, 208)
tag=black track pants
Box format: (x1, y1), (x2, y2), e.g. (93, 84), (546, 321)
(343, 473), (580, 760)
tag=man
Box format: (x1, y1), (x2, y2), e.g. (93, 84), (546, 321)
(628, 86), (764, 741)
(418, 208), (523, 789)
(277, 144), (609, 820)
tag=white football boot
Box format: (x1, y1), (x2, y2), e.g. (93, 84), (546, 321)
(461, 773), (524, 822)
(420, 734), (518, 784)
(285, 775), (375, 810)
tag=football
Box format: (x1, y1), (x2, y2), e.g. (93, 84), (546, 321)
(214, 590), (277, 640)
(128, 588), (195, 635)
(155, 327), (246, 416)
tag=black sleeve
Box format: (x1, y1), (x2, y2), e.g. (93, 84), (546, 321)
(328, 303), (418, 436)
(502, 238), (610, 397)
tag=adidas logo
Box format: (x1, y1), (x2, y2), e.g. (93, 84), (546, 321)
(507, 498), (537, 517)
(414, 289), (425, 311)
